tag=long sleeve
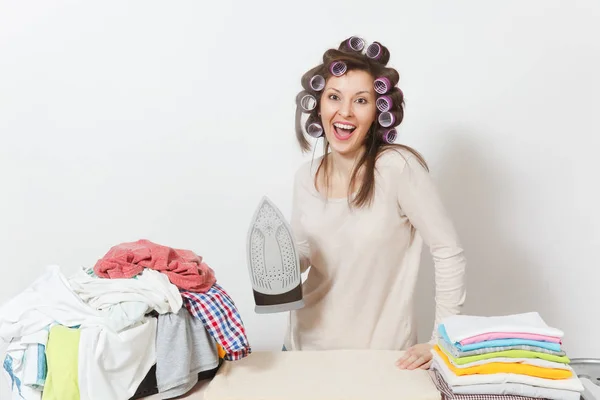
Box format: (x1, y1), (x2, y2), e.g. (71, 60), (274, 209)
(394, 153), (467, 344)
(290, 168), (311, 273)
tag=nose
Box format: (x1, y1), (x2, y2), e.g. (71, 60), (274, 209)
(338, 99), (353, 118)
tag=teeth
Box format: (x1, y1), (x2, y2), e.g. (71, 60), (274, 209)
(334, 123), (356, 130)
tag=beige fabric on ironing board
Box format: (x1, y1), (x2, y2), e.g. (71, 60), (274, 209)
(203, 350), (441, 400)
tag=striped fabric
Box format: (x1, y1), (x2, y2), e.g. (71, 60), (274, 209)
(23, 343), (47, 389)
(181, 283), (251, 361)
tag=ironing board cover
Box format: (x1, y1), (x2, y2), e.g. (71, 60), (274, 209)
(203, 350), (441, 400)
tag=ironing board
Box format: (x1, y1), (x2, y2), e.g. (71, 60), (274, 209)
(202, 350), (441, 400)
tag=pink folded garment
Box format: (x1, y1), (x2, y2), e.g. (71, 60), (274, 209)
(460, 332), (562, 345)
(94, 239), (216, 293)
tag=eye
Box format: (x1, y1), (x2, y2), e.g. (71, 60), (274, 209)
(328, 94), (339, 101)
(355, 98), (368, 104)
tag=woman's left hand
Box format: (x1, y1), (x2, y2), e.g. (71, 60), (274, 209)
(395, 343), (433, 370)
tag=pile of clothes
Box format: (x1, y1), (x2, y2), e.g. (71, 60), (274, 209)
(429, 312), (584, 400)
(0, 239), (251, 400)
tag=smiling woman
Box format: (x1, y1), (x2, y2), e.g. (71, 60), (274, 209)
(286, 36), (467, 371)
(294, 38), (417, 205)
(322, 70), (377, 152)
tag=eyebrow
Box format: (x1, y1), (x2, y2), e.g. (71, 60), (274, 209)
(327, 87), (372, 96)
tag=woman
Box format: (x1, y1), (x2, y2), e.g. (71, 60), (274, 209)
(284, 36), (467, 370)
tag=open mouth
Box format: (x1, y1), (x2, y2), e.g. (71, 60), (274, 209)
(333, 122), (356, 141)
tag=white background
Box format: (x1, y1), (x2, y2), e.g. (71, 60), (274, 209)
(1, 0), (599, 397)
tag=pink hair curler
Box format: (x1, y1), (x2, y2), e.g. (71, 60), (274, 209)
(307, 122), (323, 138)
(378, 111), (395, 128)
(366, 42), (382, 60)
(381, 128), (397, 144)
(376, 96), (392, 112)
(329, 61), (347, 76)
(310, 75), (325, 91)
(300, 94), (317, 111)
(347, 36), (365, 51)
(374, 77), (391, 94)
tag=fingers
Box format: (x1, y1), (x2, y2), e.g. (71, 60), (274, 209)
(396, 348), (432, 370)
(395, 355), (411, 368)
(395, 350), (415, 369)
(405, 354), (427, 370)
(419, 359), (433, 370)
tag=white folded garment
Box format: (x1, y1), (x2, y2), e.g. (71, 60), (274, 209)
(442, 312), (564, 343)
(204, 350), (441, 400)
(431, 351), (583, 392)
(449, 378), (581, 400)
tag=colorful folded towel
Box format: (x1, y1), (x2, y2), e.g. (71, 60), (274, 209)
(430, 351), (583, 392)
(459, 332), (561, 346)
(437, 338), (570, 365)
(429, 312), (583, 399)
(433, 345), (572, 379)
(438, 325), (561, 352)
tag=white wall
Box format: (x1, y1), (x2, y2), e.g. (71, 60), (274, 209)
(1, 0), (599, 397)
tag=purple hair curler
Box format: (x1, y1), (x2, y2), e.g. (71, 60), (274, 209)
(347, 36), (365, 52)
(307, 122), (323, 138)
(374, 77), (391, 94)
(310, 75), (325, 91)
(381, 128), (397, 144)
(330, 61), (347, 76)
(376, 96), (392, 112)
(378, 111), (395, 128)
(300, 94), (317, 111)
(366, 42), (382, 60)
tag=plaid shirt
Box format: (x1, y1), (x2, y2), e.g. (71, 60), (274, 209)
(181, 283), (251, 361)
(431, 369), (538, 400)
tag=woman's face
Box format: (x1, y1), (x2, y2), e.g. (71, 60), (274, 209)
(319, 69), (377, 158)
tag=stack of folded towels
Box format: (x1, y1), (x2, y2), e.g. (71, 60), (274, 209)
(429, 312), (584, 400)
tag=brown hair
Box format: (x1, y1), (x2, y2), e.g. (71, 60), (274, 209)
(295, 36), (428, 208)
